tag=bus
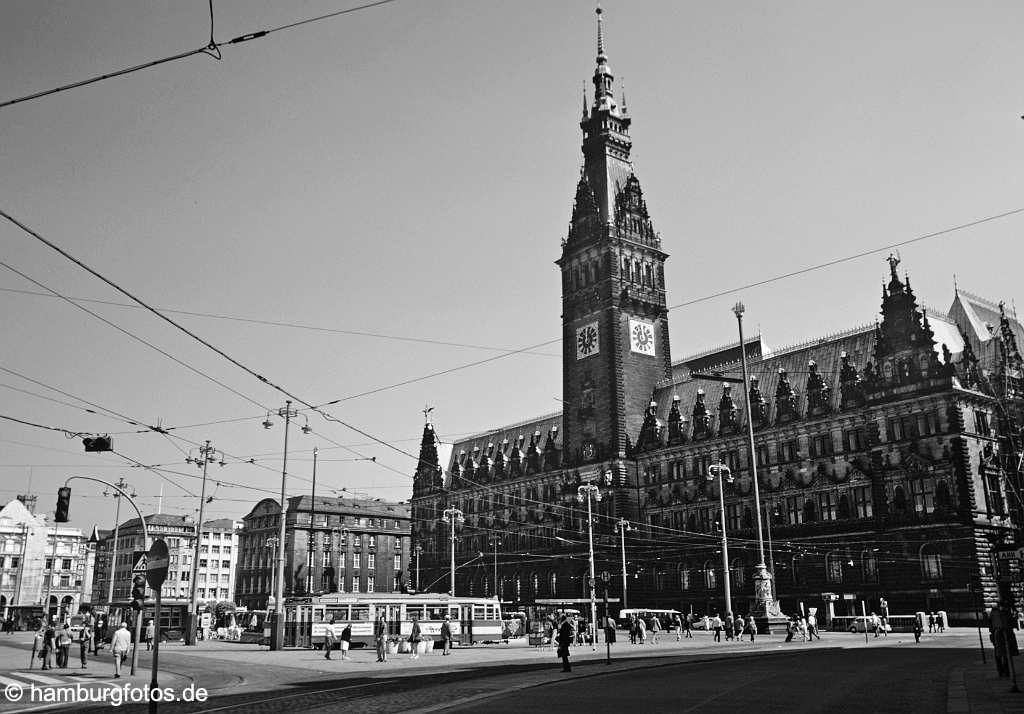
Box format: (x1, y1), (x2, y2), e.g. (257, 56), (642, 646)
(283, 593), (503, 649)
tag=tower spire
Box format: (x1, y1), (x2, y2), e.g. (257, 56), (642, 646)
(596, 6), (606, 63)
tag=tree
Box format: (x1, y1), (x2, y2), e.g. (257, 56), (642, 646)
(214, 600), (236, 627)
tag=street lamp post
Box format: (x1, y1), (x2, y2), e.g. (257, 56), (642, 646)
(266, 536), (279, 609)
(103, 477), (132, 613)
(266, 402), (300, 651)
(577, 483), (601, 650)
(488, 537), (501, 598)
(442, 508), (464, 595)
(733, 301), (783, 630)
(307, 447), (319, 595)
(707, 462), (734, 618)
(615, 518), (631, 610)
(186, 441), (224, 646)
(414, 544), (423, 593)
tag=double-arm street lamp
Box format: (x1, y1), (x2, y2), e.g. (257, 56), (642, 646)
(615, 518), (632, 609)
(707, 461), (734, 618)
(577, 483), (601, 650)
(186, 440), (225, 646)
(442, 508), (465, 596)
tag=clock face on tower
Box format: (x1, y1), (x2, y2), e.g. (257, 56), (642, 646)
(576, 322), (600, 360)
(629, 318), (656, 356)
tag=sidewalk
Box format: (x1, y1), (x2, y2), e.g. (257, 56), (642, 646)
(948, 654), (1024, 714)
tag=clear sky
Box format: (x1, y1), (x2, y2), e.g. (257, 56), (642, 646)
(2, 0), (1022, 534)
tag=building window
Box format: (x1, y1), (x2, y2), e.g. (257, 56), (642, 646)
(703, 562), (717, 590)
(756, 445), (771, 467)
(825, 554), (843, 584)
(908, 478), (933, 514)
(983, 468), (1005, 516)
(45, 558), (53, 570)
(810, 434), (834, 458)
(892, 486), (908, 514)
(680, 566), (691, 590)
(974, 411), (991, 437)
(853, 486), (873, 518)
(802, 499), (817, 523)
(730, 559), (744, 588)
(368, 554), (375, 570)
(784, 496), (802, 525)
(353, 554), (360, 569)
(369, 536), (376, 549)
(723, 450), (740, 472)
(862, 551), (879, 583)
(61, 558), (72, 570)
(321, 551), (331, 567)
(393, 555), (401, 570)
(725, 504), (741, 531)
(818, 492), (836, 521)
(837, 494), (851, 519)
(354, 534), (362, 547)
(921, 549), (943, 581)
(367, 575), (375, 592)
(843, 429), (865, 452)
(935, 481), (953, 509)
(59, 575), (70, 588)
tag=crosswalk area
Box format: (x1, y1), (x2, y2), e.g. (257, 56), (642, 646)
(0, 670), (117, 688)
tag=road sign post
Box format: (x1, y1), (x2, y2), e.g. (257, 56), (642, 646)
(146, 539), (169, 714)
(129, 552), (148, 676)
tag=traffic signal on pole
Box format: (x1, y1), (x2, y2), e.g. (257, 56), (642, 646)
(83, 435), (113, 452)
(55, 487), (71, 523)
(131, 574), (147, 611)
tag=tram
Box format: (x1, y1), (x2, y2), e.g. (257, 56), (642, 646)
(283, 593), (503, 649)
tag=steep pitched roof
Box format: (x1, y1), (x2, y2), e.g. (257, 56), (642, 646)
(447, 410), (563, 471)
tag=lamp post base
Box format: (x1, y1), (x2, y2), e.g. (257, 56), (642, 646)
(750, 564), (788, 635)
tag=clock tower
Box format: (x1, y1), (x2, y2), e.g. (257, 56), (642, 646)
(558, 8), (672, 470)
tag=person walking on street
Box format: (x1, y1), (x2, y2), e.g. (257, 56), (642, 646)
(629, 615), (638, 645)
(323, 620), (337, 660)
(440, 616), (452, 656)
(40, 622), (55, 670)
(30, 626), (44, 669)
(145, 620), (155, 651)
(724, 613), (734, 641)
(649, 616), (660, 644)
(80, 625), (92, 668)
(912, 616), (923, 643)
(733, 615), (745, 642)
(409, 616), (422, 660)
(712, 613), (723, 643)
(937, 613), (945, 633)
(990, 601), (1019, 678)
(637, 615), (647, 644)
(807, 613), (820, 641)
(556, 615), (574, 673)
(111, 622), (131, 678)
(927, 612), (936, 633)
(673, 613), (683, 641)
(746, 616), (756, 642)
(339, 623), (352, 660)
(56, 623), (72, 667)
(784, 617), (795, 643)
(683, 613), (693, 638)
(374, 614), (388, 663)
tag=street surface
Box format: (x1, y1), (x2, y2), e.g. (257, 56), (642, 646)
(0, 629), (1009, 714)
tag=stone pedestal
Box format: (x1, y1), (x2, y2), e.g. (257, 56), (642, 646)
(750, 564), (789, 634)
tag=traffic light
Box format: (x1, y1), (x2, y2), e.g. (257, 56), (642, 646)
(83, 435), (113, 452)
(55, 487), (71, 523)
(131, 574), (147, 611)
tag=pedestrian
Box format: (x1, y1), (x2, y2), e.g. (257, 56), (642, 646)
(649, 615), (660, 644)
(41, 622), (55, 670)
(798, 616), (808, 642)
(556, 615), (573, 673)
(80, 625), (92, 668)
(111, 622), (132, 678)
(937, 612), (945, 633)
(629, 615), (638, 645)
(323, 620), (337, 660)
(339, 623), (352, 661)
(409, 616), (422, 660)
(870, 612), (881, 638)
(145, 619), (155, 651)
(784, 617), (795, 643)
(927, 612), (936, 633)
(30, 625), (44, 669)
(807, 612), (820, 641)
(745, 616), (756, 642)
(712, 613), (723, 643)
(912, 616), (923, 644)
(683, 613), (693, 639)
(440, 616), (452, 656)
(724, 613), (734, 641)
(374, 614), (388, 663)
(637, 614), (647, 644)
(673, 613), (683, 641)
(56, 623), (72, 667)
(733, 615), (744, 641)
(990, 601), (1019, 678)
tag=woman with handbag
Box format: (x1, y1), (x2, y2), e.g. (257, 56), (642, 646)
(339, 624), (352, 661)
(409, 616), (422, 660)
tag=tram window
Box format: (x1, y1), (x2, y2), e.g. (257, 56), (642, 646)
(351, 605), (370, 621)
(406, 604), (425, 620)
(426, 606), (447, 620)
(473, 605), (488, 619)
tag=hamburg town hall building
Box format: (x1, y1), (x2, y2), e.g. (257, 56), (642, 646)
(410, 10), (1024, 629)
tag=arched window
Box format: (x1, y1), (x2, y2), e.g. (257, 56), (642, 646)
(803, 499), (817, 523)
(549, 572), (558, 596)
(730, 559), (745, 588)
(679, 564), (690, 591)
(530, 572), (539, 597)
(921, 545), (943, 581)
(825, 552), (843, 584)
(703, 561), (717, 590)
(893, 485), (908, 513)
(514, 574), (522, 600)
(935, 480), (952, 509)
(837, 494), (851, 519)
(861, 550), (878, 583)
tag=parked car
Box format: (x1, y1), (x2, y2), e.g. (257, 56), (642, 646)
(847, 616), (892, 633)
